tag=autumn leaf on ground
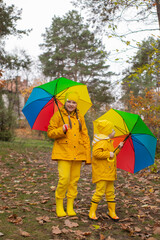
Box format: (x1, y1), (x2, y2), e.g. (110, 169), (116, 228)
(61, 228), (72, 233)
(36, 216), (51, 224)
(64, 219), (79, 228)
(8, 214), (23, 225)
(153, 226), (160, 235)
(120, 223), (134, 236)
(52, 225), (62, 235)
(100, 233), (105, 240)
(119, 218), (131, 222)
(40, 199), (49, 204)
(19, 229), (30, 237)
(106, 236), (116, 240)
(147, 238), (157, 240)
(92, 224), (100, 229)
(22, 207), (31, 212)
(134, 227), (141, 232)
(50, 186), (56, 191)
(74, 230), (91, 237)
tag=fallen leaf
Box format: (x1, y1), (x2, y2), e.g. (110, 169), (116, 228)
(64, 219), (79, 228)
(153, 227), (160, 235)
(50, 186), (56, 191)
(120, 223), (134, 236)
(92, 224), (100, 229)
(69, 216), (78, 220)
(106, 236), (116, 240)
(149, 188), (154, 193)
(52, 226), (61, 235)
(134, 227), (141, 232)
(83, 232), (91, 236)
(61, 228), (71, 233)
(40, 200), (48, 204)
(36, 216), (51, 224)
(8, 214), (23, 225)
(74, 230), (91, 238)
(19, 229), (30, 237)
(145, 226), (151, 231)
(100, 233), (105, 240)
(81, 218), (89, 223)
(147, 238), (157, 240)
(22, 207), (31, 212)
(119, 218), (131, 222)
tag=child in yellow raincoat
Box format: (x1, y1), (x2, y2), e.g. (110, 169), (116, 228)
(47, 92), (91, 217)
(89, 120), (123, 221)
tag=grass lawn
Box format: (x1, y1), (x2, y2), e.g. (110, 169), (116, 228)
(0, 138), (160, 240)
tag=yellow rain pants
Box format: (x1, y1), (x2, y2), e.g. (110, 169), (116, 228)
(55, 160), (82, 199)
(92, 180), (115, 203)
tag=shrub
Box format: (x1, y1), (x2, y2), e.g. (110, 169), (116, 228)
(0, 92), (16, 141)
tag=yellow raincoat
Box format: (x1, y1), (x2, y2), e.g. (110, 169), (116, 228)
(47, 106), (91, 164)
(92, 139), (120, 183)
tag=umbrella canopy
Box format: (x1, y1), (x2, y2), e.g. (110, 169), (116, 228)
(93, 108), (157, 173)
(22, 77), (92, 131)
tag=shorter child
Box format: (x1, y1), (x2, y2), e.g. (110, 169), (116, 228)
(89, 120), (123, 221)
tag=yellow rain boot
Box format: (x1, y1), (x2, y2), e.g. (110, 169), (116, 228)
(89, 201), (98, 220)
(67, 198), (76, 216)
(56, 198), (66, 217)
(107, 201), (119, 222)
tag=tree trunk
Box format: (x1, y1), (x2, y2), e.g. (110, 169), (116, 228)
(156, 0), (160, 30)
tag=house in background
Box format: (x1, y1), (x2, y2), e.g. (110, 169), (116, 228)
(1, 76), (28, 119)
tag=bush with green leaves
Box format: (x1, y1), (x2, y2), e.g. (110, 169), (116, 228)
(0, 92), (16, 141)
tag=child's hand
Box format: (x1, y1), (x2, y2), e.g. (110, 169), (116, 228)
(63, 124), (69, 133)
(110, 152), (114, 158)
(118, 142), (124, 149)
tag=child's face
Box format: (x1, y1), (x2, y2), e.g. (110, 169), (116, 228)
(65, 100), (77, 113)
(108, 130), (115, 139)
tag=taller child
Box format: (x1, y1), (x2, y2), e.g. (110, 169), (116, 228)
(47, 92), (91, 217)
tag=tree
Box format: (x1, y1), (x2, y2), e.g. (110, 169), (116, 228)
(73, 0), (160, 34)
(121, 37), (160, 108)
(39, 10), (114, 110)
(0, 0), (28, 38)
(0, 0), (31, 140)
(129, 89), (160, 152)
(0, 0), (30, 68)
(0, 74), (16, 141)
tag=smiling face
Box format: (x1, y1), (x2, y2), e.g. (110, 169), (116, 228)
(65, 100), (77, 113)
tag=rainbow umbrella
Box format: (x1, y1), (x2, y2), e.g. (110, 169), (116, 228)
(93, 108), (157, 173)
(22, 77), (92, 131)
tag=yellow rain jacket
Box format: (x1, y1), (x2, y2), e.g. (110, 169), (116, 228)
(92, 139), (120, 183)
(92, 120), (120, 183)
(47, 106), (91, 164)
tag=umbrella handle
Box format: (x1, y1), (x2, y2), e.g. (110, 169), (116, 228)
(107, 157), (115, 162)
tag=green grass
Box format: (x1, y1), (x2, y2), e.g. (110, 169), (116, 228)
(0, 138), (160, 240)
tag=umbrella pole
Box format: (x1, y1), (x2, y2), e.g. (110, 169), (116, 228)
(53, 96), (65, 124)
(113, 133), (131, 153)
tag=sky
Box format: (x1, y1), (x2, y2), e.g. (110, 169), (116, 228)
(3, 0), (159, 95)
(4, 0), (75, 57)
(4, 0), (133, 65)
